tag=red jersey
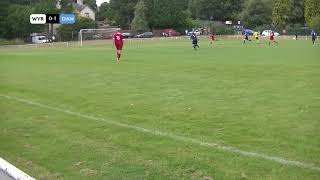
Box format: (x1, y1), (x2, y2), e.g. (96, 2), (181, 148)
(210, 35), (215, 40)
(113, 32), (124, 45)
(270, 32), (274, 40)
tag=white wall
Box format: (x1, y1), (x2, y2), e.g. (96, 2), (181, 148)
(80, 6), (95, 21)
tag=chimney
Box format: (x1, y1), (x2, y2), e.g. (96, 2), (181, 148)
(77, 0), (83, 5)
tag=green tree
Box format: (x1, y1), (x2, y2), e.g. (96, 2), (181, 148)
(8, 0), (37, 5)
(107, 0), (138, 29)
(106, 0), (192, 30)
(131, 0), (148, 31)
(304, 0), (320, 27)
(3, 5), (42, 39)
(33, 0), (58, 14)
(145, 0), (189, 30)
(272, 0), (290, 30)
(188, 0), (244, 21)
(0, 0), (10, 38)
(309, 16), (320, 32)
(96, 2), (110, 21)
(240, 0), (272, 28)
(60, 0), (76, 13)
(288, 0), (304, 25)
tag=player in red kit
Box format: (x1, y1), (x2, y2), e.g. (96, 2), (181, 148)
(269, 31), (278, 46)
(209, 33), (215, 45)
(112, 32), (124, 63)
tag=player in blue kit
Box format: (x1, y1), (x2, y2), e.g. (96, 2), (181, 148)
(243, 31), (251, 44)
(190, 33), (199, 50)
(311, 30), (317, 45)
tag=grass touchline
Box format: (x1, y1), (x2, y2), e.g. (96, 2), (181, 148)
(1, 94), (319, 172)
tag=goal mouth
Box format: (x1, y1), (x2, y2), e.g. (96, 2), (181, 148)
(79, 28), (120, 47)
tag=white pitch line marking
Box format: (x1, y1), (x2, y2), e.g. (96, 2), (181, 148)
(1, 94), (320, 172)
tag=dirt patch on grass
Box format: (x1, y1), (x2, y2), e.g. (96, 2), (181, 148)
(203, 176), (214, 180)
(13, 158), (63, 180)
(240, 172), (248, 179)
(79, 168), (97, 177)
(73, 161), (83, 167)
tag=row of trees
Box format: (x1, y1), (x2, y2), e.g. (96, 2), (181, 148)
(96, 0), (192, 30)
(1, 0), (320, 40)
(97, 0), (320, 32)
(0, 0), (98, 40)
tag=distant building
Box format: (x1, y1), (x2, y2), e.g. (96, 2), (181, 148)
(72, 0), (95, 20)
(51, 0), (96, 37)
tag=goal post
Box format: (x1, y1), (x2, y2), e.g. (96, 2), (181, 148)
(79, 28), (120, 47)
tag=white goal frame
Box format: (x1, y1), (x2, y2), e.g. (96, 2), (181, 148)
(79, 28), (120, 47)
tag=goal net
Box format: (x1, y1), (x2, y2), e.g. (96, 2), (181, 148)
(78, 28), (120, 47)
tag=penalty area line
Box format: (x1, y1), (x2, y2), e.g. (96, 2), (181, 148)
(1, 94), (320, 172)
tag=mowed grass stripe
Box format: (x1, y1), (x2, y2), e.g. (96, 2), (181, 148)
(1, 94), (319, 172)
(1, 39), (319, 179)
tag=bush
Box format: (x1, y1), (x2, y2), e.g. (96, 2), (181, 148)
(177, 17), (195, 33)
(207, 21), (235, 35)
(189, 20), (235, 35)
(286, 24), (312, 35)
(0, 39), (25, 45)
(215, 26), (235, 35)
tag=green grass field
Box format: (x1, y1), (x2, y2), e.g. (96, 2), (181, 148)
(0, 38), (320, 179)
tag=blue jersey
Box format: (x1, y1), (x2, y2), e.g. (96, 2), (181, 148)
(311, 31), (317, 37)
(243, 32), (249, 41)
(190, 34), (198, 44)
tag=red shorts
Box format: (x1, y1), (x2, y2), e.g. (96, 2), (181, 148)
(270, 37), (274, 41)
(115, 43), (123, 50)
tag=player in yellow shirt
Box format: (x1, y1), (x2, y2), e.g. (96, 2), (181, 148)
(253, 32), (259, 43)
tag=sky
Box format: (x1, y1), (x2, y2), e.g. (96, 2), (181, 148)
(96, 0), (109, 6)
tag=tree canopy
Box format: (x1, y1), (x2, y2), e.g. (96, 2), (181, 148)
(145, 0), (189, 30)
(107, 0), (138, 29)
(96, 2), (110, 21)
(240, 0), (272, 28)
(131, 0), (148, 31)
(3, 5), (41, 39)
(0, 0), (318, 40)
(188, 0), (244, 21)
(272, 0), (290, 30)
(288, 0), (305, 25)
(304, 0), (320, 31)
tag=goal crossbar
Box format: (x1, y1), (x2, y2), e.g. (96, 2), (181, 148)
(79, 28), (120, 47)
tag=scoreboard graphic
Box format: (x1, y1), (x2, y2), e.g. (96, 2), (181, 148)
(30, 14), (76, 24)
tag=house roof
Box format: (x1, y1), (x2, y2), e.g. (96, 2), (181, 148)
(72, 3), (87, 12)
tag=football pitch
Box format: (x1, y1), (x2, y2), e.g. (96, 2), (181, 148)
(0, 38), (320, 179)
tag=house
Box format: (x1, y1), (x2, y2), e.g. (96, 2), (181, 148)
(72, 0), (95, 21)
(50, 0), (96, 38)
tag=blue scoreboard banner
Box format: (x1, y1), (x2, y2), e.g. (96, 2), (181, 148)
(59, 14), (76, 24)
(30, 14), (76, 24)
